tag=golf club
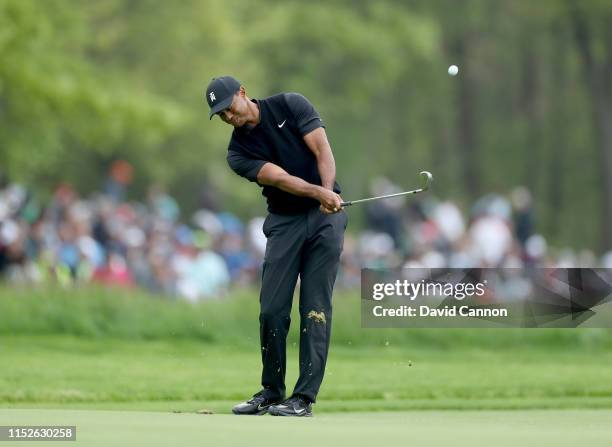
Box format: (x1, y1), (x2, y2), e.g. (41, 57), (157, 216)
(341, 171), (433, 207)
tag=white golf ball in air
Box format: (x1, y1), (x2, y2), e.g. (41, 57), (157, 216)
(448, 65), (459, 76)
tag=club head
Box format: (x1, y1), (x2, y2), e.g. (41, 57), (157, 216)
(419, 171), (433, 191)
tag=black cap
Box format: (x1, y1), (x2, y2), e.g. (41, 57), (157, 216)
(205, 76), (241, 119)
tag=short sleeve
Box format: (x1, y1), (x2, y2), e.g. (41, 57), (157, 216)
(227, 150), (266, 183)
(284, 93), (324, 136)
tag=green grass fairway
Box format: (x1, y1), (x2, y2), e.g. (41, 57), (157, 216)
(1, 408), (611, 447)
(2, 288), (612, 445)
(2, 335), (612, 412)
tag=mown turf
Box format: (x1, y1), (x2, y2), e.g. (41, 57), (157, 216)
(2, 335), (612, 412)
(2, 287), (612, 445)
(1, 408), (611, 447)
(2, 286), (612, 414)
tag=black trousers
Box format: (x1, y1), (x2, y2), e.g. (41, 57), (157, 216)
(259, 207), (347, 403)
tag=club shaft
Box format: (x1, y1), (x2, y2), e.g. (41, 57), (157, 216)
(341, 188), (424, 206)
(341, 171), (433, 207)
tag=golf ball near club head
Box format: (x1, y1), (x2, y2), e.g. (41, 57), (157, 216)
(448, 65), (459, 76)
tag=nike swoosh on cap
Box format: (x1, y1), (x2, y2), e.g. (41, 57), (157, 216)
(278, 120), (286, 128)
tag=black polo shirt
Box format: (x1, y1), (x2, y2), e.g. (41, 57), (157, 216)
(226, 93), (341, 215)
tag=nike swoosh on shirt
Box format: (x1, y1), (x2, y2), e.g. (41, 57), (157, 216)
(277, 120), (286, 128)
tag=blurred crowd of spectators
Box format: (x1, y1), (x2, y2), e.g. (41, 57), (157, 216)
(356, 177), (612, 271)
(2, 170), (612, 301)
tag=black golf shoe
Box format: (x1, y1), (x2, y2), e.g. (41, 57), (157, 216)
(268, 395), (313, 417)
(232, 391), (281, 415)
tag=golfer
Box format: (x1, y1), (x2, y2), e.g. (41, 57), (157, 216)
(206, 76), (347, 417)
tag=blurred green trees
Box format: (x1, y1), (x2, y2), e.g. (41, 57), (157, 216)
(1, 0), (611, 251)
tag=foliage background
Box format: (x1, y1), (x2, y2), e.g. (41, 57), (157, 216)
(1, 0), (611, 250)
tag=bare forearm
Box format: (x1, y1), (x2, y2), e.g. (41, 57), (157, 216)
(303, 127), (336, 190)
(256, 161), (341, 212)
(274, 172), (324, 199)
(317, 147), (336, 190)
(257, 163), (323, 199)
